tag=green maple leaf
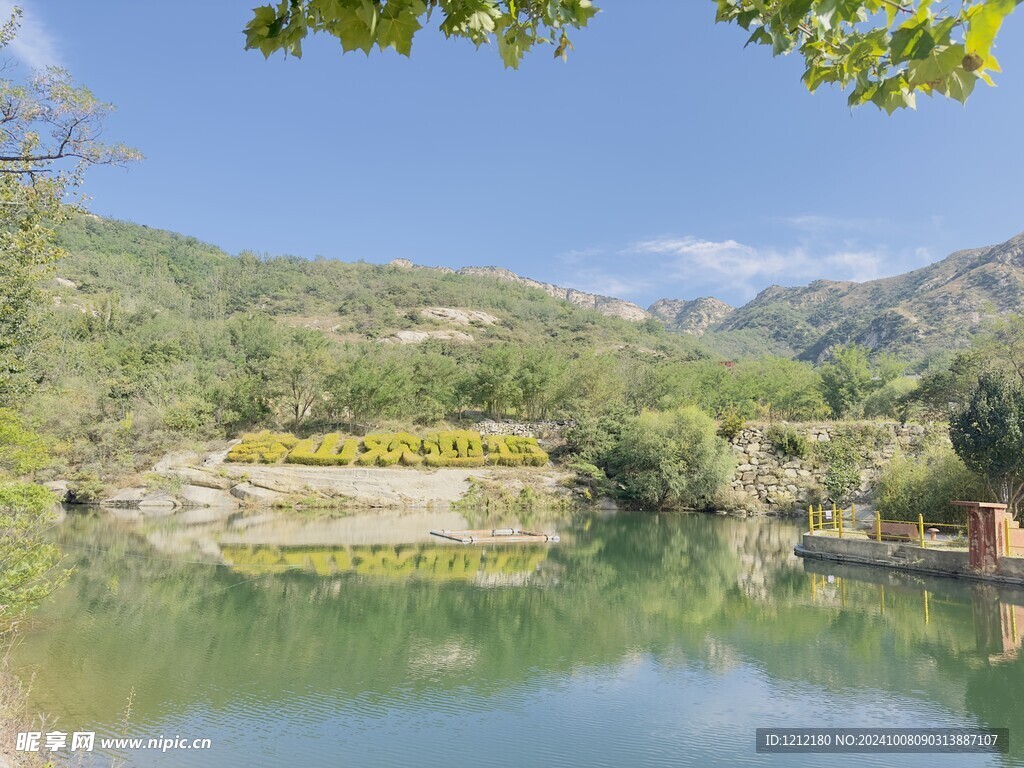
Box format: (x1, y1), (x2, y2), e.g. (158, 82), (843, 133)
(376, 0), (426, 56)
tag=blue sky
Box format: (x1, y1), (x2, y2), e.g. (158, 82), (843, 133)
(7, 1), (1024, 308)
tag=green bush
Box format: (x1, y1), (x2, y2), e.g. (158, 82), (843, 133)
(878, 445), (987, 525)
(765, 424), (808, 458)
(483, 435), (549, 466)
(287, 433), (361, 466)
(863, 377), (918, 420)
(606, 406), (734, 509)
(485, 435), (521, 466)
(389, 432), (424, 466)
(816, 437), (861, 503)
(423, 431), (487, 466)
(717, 407), (746, 441)
(505, 436), (549, 466)
(227, 431), (298, 463)
(67, 471), (105, 504)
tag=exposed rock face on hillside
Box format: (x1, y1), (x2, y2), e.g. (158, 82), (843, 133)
(420, 307), (498, 325)
(710, 231), (1024, 361)
(458, 266), (650, 322)
(648, 297), (735, 336)
(388, 258), (649, 322)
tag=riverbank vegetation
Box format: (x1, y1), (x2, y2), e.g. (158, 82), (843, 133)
(21, 212), (1024, 517)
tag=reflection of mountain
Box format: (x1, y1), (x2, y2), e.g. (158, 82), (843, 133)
(13, 513), (1024, 762)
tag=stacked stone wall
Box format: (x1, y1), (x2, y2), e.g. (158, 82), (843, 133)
(728, 422), (939, 508)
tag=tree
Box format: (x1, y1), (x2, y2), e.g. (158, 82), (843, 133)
(0, 8), (139, 403)
(242, 1), (1017, 110)
(715, 0), (1017, 111)
(819, 344), (876, 418)
(269, 329), (334, 430)
(0, 9), (130, 628)
(606, 406), (734, 509)
(329, 347), (417, 429)
(244, 0), (598, 67)
(472, 344), (519, 418)
(0, 483), (65, 627)
(949, 372), (1024, 517)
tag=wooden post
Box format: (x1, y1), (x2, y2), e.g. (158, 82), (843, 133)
(838, 509), (844, 538)
(875, 510), (882, 542)
(918, 514), (926, 548)
(808, 506), (814, 534)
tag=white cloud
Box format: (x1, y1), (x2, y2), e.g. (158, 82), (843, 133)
(0, 2), (62, 71)
(544, 214), (945, 307)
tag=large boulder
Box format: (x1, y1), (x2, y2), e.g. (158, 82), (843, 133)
(230, 482), (284, 505)
(179, 484), (240, 509)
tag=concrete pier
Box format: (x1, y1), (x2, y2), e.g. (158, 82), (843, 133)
(796, 533), (1024, 587)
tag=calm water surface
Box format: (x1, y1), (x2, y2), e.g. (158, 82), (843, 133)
(11, 509), (1024, 767)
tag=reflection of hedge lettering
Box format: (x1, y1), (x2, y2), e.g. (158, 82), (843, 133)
(228, 430), (548, 468)
(220, 543), (548, 581)
(227, 431), (298, 463)
(287, 433), (360, 466)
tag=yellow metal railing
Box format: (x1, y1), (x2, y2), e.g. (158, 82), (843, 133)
(807, 504), (966, 548)
(807, 503), (857, 536)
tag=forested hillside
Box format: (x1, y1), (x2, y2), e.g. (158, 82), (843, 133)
(701, 232), (1024, 362)
(24, 214), (998, 493)
(26, 216), (733, 483)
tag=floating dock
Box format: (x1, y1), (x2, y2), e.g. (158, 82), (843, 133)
(430, 528), (559, 544)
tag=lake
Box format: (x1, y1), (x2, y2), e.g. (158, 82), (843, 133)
(10, 509), (1024, 767)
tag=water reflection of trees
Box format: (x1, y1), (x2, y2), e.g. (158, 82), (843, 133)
(13, 512), (1024, 758)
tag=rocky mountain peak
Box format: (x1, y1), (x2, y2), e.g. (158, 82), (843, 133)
(648, 297), (735, 336)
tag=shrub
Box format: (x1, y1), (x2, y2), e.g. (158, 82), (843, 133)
(606, 406), (734, 509)
(287, 433), (361, 466)
(227, 431), (298, 463)
(765, 424), (808, 458)
(877, 445), (987, 525)
(717, 407), (746, 441)
(423, 431), (487, 467)
(389, 432), (423, 466)
(64, 471), (104, 504)
(816, 437), (861, 503)
(0, 483), (68, 624)
(505, 436), (549, 466)
(485, 435), (520, 466)
(863, 377), (918, 420)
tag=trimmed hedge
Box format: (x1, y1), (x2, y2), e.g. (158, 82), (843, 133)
(227, 431), (299, 464)
(229, 429), (546, 468)
(423, 430), (488, 467)
(357, 432), (424, 466)
(485, 435), (549, 466)
(286, 433), (361, 466)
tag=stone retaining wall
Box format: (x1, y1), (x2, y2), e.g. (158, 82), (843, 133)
(474, 419), (572, 438)
(728, 422), (940, 509)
